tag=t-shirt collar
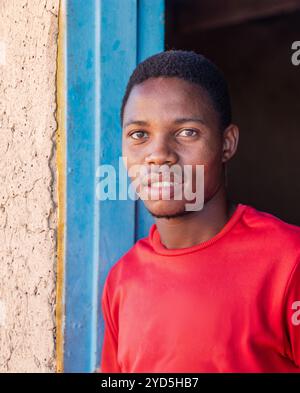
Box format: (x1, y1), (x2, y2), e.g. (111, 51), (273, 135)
(148, 203), (248, 256)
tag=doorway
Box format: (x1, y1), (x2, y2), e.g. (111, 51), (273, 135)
(166, 0), (300, 225)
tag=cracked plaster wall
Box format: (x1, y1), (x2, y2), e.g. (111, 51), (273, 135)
(0, 0), (59, 372)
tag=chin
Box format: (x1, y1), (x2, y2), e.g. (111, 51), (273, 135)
(144, 200), (191, 219)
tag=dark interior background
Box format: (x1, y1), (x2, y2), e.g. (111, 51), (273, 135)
(165, 0), (300, 225)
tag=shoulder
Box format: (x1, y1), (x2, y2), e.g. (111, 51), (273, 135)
(240, 204), (300, 260)
(103, 234), (151, 288)
(242, 204), (300, 243)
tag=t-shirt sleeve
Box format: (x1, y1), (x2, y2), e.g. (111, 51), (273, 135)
(284, 259), (300, 369)
(99, 275), (121, 373)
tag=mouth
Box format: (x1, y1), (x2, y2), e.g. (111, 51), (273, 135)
(150, 181), (177, 188)
(140, 179), (184, 200)
(136, 168), (185, 200)
(141, 172), (183, 186)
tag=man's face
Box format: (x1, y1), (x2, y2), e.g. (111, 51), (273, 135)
(122, 76), (225, 218)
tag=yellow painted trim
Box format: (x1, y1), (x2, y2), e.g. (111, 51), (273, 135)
(56, 0), (66, 374)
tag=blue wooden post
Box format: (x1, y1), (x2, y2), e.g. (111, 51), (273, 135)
(64, 0), (164, 372)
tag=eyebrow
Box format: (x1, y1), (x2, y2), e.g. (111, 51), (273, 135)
(123, 117), (206, 128)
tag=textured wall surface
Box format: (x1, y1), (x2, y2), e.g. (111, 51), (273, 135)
(0, 0), (59, 372)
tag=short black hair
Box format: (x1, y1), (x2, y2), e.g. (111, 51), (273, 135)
(120, 50), (232, 131)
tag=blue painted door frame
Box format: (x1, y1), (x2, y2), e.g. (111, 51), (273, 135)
(64, 0), (164, 372)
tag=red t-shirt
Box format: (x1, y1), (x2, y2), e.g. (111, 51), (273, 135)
(100, 203), (300, 372)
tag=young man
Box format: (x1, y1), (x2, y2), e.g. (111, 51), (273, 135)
(100, 50), (300, 372)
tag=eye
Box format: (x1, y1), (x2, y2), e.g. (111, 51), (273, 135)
(176, 128), (198, 137)
(129, 130), (148, 140)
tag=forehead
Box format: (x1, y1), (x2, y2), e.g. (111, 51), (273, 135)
(123, 77), (214, 124)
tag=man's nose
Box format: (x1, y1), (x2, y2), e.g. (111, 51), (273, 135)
(144, 137), (178, 166)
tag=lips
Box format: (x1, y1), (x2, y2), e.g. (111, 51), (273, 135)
(141, 172), (183, 187)
(151, 181), (176, 188)
(139, 172), (184, 200)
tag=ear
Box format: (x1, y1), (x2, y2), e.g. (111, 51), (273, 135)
(221, 124), (239, 163)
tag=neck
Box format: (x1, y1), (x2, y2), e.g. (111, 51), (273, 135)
(155, 186), (237, 249)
